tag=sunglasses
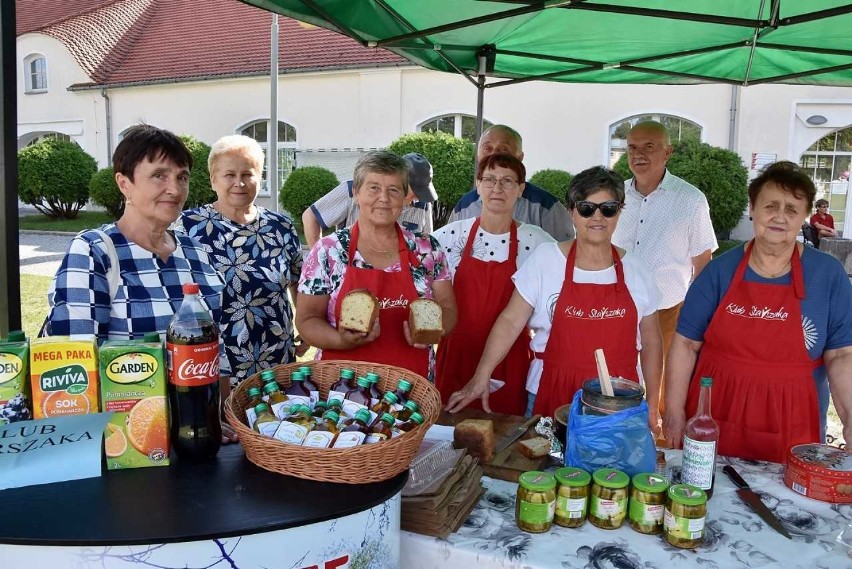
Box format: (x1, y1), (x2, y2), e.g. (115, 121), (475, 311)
(575, 200), (622, 218)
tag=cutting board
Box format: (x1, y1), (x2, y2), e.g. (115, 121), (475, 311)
(437, 409), (549, 482)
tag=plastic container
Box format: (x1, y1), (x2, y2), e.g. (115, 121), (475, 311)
(629, 473), (669, 534)
(589, 468), (629, 529)
(664, 484), (707, 549)
(581, 377), (644, 415)
(515, 471), (557, 533)
(554, 467), (591, 528)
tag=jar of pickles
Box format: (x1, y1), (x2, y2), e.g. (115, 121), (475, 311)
(554, 467), (591, 528)
(664, 484), (707, 549)
(589, 469), (629, 529)
(515, 471), (557, 533)
(629, 473), (669, 534)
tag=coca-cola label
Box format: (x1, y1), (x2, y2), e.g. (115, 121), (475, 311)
(167, 341), (219, 387)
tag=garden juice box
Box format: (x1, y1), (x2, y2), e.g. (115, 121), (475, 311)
(0, 332), (31, 424)
(100, 339), (169, 469)
(30, 336), (99, 419)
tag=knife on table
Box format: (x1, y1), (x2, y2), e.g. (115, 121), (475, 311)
(723, 465), (792, 539)
(494, 414), (541, 455)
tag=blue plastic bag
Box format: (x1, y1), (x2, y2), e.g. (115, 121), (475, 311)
(565, 390), (656, 477)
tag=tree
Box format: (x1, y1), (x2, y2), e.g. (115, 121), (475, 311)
(89, 167), (123, 219)
(18, 138), (97, 219)
(180, 135), (215, 208)
(387, 131), (475, 228)
(529, 169), (573, 203)
(279, 166), (339, 218)
(613, 140), (748, 235)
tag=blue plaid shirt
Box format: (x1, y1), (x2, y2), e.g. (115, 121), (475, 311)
(45, 224), (231, 375)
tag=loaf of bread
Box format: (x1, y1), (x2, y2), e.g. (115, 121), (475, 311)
(339, 289), (379, 333)
(408, 298), (443, 344)
(453, 419), (494, 463)
(516, 437), (551, 459)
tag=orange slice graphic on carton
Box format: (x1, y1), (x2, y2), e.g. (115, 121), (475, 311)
(126, 396), (168, 458)
(41, 389), (91, 417)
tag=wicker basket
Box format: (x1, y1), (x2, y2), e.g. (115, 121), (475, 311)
(224, 360), (441, 484)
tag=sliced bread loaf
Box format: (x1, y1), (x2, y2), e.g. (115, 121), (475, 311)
(408, 298), (443, 345)
(516, 437), (551, 459)
(339, 288), (379, 333)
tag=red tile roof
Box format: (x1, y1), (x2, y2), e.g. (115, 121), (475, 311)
(16, 0), (407, 87)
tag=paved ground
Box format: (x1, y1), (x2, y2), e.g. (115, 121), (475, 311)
(18, 231), (74, 277)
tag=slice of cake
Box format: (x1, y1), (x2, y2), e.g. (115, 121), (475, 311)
(408, 298), (443, 344)
(339, 289), (379, 333)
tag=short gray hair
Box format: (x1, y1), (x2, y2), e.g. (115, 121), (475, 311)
(208, 135), (265, 172)
(353, 150), (409, 194)
(479, 124), (523, 153)
(566, 166), (625, 209)
(628, 121), (671, 146)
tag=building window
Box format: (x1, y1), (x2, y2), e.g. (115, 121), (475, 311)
(419, 114), (493, 143)
(25, 132), (71, 147)
(23, 54), (47, 93)
(609, 114), (702, 167)
(799, 126), (852, 232)
(239, 120), (298, 194)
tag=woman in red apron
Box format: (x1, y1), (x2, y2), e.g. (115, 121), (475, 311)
(296, 150), (456, 379)
(664, 163), (841, 464)
(435, 154), (537, 415)
(447, 166), (663, 424)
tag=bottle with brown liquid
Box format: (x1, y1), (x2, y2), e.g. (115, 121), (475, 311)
(284, 371), (312, 410)
(365, 413), (396, 444)
(327, 398), (343, 416)
(303, 410), (340, 448)
(328, 368), (356, 403)
(391, 379), (413, 411)
(396, 400), (419, 423)
(342, 377), (375, 422)
(370, 391), (399, 423)
(264, 382), (289, 419)
(365, 372), (382, 406)
(252, 403), (280, 437)
(273, 404), (314, 445)
(298, 365), (320, 405)
(260, 369), (277, 401)
(311, 400), (328, 420)
(394, 411), (424, 435)
(332, 409), (372, 448)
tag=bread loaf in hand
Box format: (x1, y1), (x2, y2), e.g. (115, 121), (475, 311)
(339, 289), (379, 333)
(453, 419), (494, 463)
(408, 298), (443, 345)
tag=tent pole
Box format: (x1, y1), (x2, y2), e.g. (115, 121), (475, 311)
(269, 14), (279, 211)
(475, 54), (486, 170)
(0, 0), (20, 334)
(728, 85), (740, 152)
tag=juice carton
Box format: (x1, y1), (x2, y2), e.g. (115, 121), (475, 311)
(0, 331), (31, 424)
(100, 339), (169, 469)
(30, 336), (99, 419)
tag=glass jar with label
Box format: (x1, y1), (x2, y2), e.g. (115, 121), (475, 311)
(589, 468), (629, 529)
(629, 473), (670, 534)
(554, 467), (591, 528)
(664, 484), (707, 549)
(515, 471), (556, 533)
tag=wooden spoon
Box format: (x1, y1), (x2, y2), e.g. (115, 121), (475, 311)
(594, 348), (615, 397)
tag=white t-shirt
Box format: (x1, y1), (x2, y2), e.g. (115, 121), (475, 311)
(512, 242), (662, 394)
(432, 218), (555, 277)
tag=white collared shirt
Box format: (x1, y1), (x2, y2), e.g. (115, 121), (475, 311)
(611, 170), (718, 309)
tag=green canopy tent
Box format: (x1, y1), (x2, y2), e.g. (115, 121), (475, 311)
(241, 0), (852, 138)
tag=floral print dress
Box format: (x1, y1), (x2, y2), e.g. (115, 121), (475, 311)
(175, 205), (303, 384)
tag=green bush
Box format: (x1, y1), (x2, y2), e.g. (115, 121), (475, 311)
(279, 166), (339, 218)
(530, 169), (573, 203)
(180, 135), (215, 208)
(89, 167), (123, 219)
(18, 139), (97, 219)
(613, 140), (748, 235)
(387, 131), (475, 228)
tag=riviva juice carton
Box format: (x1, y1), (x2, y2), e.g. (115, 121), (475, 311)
(100, 339), (169, 469)
(30, 336), (99, 419)
(0, 331), (31, 424)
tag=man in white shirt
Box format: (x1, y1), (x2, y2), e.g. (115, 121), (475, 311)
(611, 121), (717, 416)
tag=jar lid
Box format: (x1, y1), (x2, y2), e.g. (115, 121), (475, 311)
(366, 372), (380, 382)
(323, 410), (340, 423)
(555, 467), (591, 487)
(247, 386), (261, 397)
(668, 483), (707, 506)
(340, 369), (355, 379)
(398, 379), (413, 391)
(518, 471), (556, 492)
(632, 472), (670, 493)
(356, 377), (371, 388)
(328, 398), (343, 408)
(383, 392), (399, 403)
(409, 412), (424, 424)
(592, 468), (629, 488)
(404, 400), (419, 412)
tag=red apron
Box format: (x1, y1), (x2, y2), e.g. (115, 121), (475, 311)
(684, 242), (820, 463)
(533, 242), (639, 418)
(435, 219), (531, 415)
(321, 222), (429, 378)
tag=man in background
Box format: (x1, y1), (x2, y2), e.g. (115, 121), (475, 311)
(448, 124), (574, 241)
(302, 152), (436, 247)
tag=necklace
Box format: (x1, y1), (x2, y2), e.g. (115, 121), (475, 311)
(751, 256), (791, 278)
(368, 244), (393, 259)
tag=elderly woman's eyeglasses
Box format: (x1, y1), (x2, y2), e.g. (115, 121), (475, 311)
(575, 201), (622, 218)
(479, 176), (518, 190)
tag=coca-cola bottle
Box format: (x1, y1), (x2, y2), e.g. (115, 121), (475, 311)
(167, 282), (222, 459)
(681, 376), (719, 498)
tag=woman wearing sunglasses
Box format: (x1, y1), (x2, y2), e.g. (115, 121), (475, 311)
(447, 166), (663, 430)
(433, 153), (555, 414)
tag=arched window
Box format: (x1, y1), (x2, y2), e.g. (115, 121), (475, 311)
(418, 114), (493, 143)
(799, 126), (852, 232)
(609, 114), (702, 167)
(23, 54), (47, 93)
(239, 120), (298, 193)
(18, 131), (72, 149)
